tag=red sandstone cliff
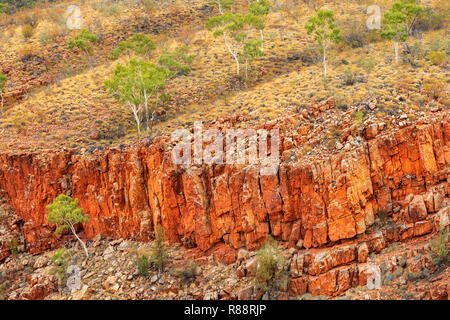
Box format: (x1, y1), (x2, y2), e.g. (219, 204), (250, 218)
(0, 116), (448, 258)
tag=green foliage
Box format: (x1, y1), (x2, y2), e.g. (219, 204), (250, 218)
(206, 7), (265, 76)
(343, 67), (356, 86)
(254, 236), (289, 294)
(51, 248), (70, 279)
(381, 0), (425, 42)
(158, 46), (196, 75)
(137, 254), (149, 276)
(241, 39), (263, 79)
(423, 76), (445, 100)
(108, 34), (156, 60)
(150, 224), (169, 273)
(429, 229), (449, 266)
(359, 58), (377, 73)
(46, 194), (89, 235)
(305, 10), (342, 76)
(427, 51), (447, 66)
(68, 29), (97, 54)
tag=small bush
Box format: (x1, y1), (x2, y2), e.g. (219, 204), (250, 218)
(68, 29), (97, 54)
(423, 77), (445, 100)
(415, 8), (448, 32)
(343, 68), (356, 86)
(137, 254), (149, 276)
(22, 13), (38, 27)
(429, 229), (449, 266)
(254, 236), (289, 296)
(176, 261), (198, 284)
(51, 248), (70, 279)
(150, 224), (169, 273)
(353, 111), (365, 125)
(38, 30), (51, 45)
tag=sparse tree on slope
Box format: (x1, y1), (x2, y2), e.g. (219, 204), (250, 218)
(47, 194), (90, 259)
(305, 9), (342, 77)
(381, 0), (424, 64)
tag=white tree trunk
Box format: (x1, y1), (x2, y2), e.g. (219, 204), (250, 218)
(0, 91), (3, 108)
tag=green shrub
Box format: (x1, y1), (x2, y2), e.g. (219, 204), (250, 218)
(299, 44), (321, 66)
(343, 68), (356, 86)
(150, 224), (169, 273)
(429, 229), (449, 266)
(0, 3), (9, 14)
(353, 111), (364, 124)
(254, 236), (289, 295)
(176, 261), (198, 284)
(51, 248), (71, 279)
(21, 24), (35, 40)
(137, 254), (149, 276)
(158, 46), (196, 76)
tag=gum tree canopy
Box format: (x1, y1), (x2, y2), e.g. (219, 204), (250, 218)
(47, 194), (90, 259)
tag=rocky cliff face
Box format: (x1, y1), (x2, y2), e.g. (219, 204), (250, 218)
(0, 116), (448, 260)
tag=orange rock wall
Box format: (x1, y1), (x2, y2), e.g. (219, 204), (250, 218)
(0, 120), (448, 254)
